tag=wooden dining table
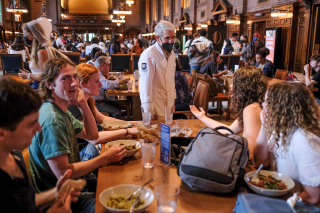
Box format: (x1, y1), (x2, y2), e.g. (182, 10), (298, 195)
(2, 73), (32, 84)
(221, 72), (318, 92)
(106, 74), (142, 120)
(95, 119), (262, 213)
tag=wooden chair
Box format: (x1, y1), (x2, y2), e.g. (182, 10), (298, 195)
(63, 52), (81, 65)
(185, 73), (195, 90)
(174, 80), (209, 118)
(111, 54), (131, 72)
(85, 55), (91, 62)
(274, 69), (288, 80)
(132, 54), (140, 72)
(22, 148), (32, 180)
(194, 73), (230, 121)
(1, 54), (24, 73)
(178, 55), (190, 72)
(104, 91), (131, 121)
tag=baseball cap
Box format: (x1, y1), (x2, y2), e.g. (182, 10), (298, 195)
(253, 33), (260, 37)
(76, 43), (84, 48)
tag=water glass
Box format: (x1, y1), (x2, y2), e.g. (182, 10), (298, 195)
(141, 106), (151, 125)
(0, 71), (3, 78)
(164, 105), (174, 125)
(118, 72), (124, 80)
(175, 119), (188, 136)
(127, 81), (133, 92)
(141, 139), (157, 168)
(155, 184), (180, 213)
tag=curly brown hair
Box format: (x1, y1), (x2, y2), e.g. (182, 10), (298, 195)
(39, 58), (76, 102)
(231, 66), (268, 128)
(263, 82), (320, 156)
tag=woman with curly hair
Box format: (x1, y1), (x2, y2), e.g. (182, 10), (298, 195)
(253, 82), (320, 205)
(190, 66), (267, 160)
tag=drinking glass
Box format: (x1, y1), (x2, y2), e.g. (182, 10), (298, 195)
(141, 106), (151, 125)
(118, 72), (124, 80)
(127, 81), (133, 92)
(164, 105), (174, 125)
(0, 70), (3, 78)
(155, 184), (180, 213)
(175, 119), (188, 136)
(141, 139), (157, 168)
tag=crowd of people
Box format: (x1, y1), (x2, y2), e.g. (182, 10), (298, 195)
(1, 17), (320, 213)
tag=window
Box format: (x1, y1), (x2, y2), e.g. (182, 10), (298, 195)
(153, 0), (157, 21)
(201, 10), (205, 18)
(257, 0), (269, 5)
(175, 0), (179, 14)
(146, 0), (149, 24)
(184, 0), (190, 9)
(164, 0), (169, 16)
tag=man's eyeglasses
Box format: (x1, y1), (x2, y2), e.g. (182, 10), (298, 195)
(104, 63), (111, 68)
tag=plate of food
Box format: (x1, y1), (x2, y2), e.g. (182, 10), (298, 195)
(116, 84), (128, 90)
(99, 184), (154, 213)
(105, 140), (141, 157)
(137, 124), (160, 143)
(170, 125), (192, 137)
(101, 121), (132, 131)
(244, 170), (295, 197)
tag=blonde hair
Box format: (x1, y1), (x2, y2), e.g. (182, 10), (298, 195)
(263, 82), (320, 156)
(75, 63), (99, 84)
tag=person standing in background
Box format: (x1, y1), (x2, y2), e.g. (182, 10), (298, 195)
(183, 33), (200, 55)
(239, 34), (251, 66)
(139, 20), (176, 120)
(188, 29), (213, 73)
(249, 32), (265, 64)
(230, 33), (241, 53)
(138, 34), (149, 49)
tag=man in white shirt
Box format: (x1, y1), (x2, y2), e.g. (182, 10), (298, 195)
(56, 34), (65, 51)
(86, 37), (105, 55)
(93, 56), (129, 118)
(138, 20), (176, 120)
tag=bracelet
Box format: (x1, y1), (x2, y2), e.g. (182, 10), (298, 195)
(27, 73), (31, 80)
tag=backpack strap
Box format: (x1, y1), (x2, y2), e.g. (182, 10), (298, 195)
(214, 126), (234, 134)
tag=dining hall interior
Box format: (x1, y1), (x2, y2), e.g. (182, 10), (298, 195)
(1, 0), (320, 212)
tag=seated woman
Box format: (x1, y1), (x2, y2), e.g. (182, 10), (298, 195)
(68, 63), (137, 160)
(253, 82), (320, 205)
(199, 51), (228, 78)
(86, 47), (102, 65)
(255, 47), (274, 78)
(222, 38), (234, 55)
(9, 36), (30, 63)
(190, 66), (267, 160)
(131, 39), (145, 55)
(174, 59), (192, 111)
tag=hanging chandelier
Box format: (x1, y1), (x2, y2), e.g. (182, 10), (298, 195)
(113, 3), (132, 15)
(126, 0), (134, 6)
(112, 18), (125, 26)
(6, 0), (28, 21)
(38, 0), (52, 21)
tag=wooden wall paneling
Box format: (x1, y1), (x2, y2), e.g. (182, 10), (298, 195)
(301, 8), (311, 73)
(294, 24), (305, 72)
(287, 4), (299, 72)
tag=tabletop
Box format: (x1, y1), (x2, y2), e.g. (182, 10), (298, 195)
(2, 73), (32, 84)
(107, 74), (140, 97)
(95, 119), (255, 213)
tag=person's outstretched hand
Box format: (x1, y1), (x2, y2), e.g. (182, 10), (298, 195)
(190, 105), (205, 119)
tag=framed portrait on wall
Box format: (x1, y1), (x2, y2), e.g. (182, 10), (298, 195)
(257, 0), (269, 5)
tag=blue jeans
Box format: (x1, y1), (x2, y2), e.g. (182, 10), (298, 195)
(80, 143), (100, 161)
(95, 100), (121, 119)
(316, 98), (320, 106)
(190, 65), (201, 74)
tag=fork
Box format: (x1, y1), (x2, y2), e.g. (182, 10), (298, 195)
(125, 178), (155, 202)
(246, 164), (263, 182)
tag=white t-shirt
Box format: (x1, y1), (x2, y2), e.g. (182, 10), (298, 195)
(271, 128), (320, 192)
(9, 47), (27, 62)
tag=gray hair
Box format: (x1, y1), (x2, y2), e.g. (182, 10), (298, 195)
(154, 20), (175, 37)
(94, 56), (109, 68)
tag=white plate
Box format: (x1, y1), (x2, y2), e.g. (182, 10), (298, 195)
(170, 125), (192, 137)
(101, 121), (131, 131)
(105, 140), (141, 157)
(99, 184), (154, 213)
(244, 170), (295, 197)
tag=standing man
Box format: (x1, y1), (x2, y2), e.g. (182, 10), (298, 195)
(183, 33), (200, 55)
(109, 35), (122, 55)
(305, 54), (320, 104)
(139, 20), (176, 120)
(139, 34), (149, 49)
(188, 29), (213, 73)
(249, 32), (264, 64)
(56, 34), (66, 51)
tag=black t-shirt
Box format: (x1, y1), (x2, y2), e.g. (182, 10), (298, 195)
(0, 151), (41, 213)
(199, 61), (218, 78)
(312, 70), (320, 100)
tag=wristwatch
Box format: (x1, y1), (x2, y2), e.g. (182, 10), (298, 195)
(27, 73), (31, 80)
